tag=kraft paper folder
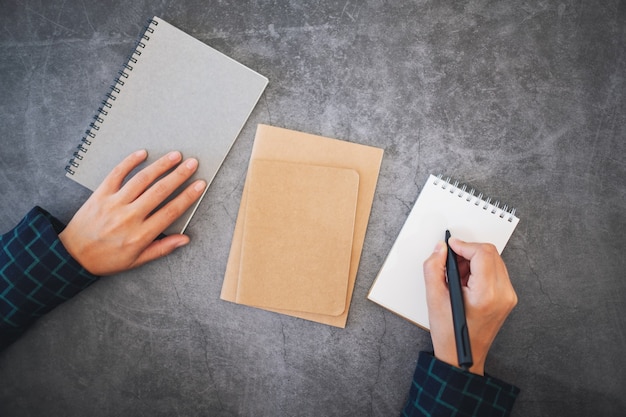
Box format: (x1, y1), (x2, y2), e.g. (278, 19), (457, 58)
(221, 124), (384, 327)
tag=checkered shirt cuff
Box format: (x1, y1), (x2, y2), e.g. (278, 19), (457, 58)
(1, 206), (98, 348)
(401, 351), (519, 417)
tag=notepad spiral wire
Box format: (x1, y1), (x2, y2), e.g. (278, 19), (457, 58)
(434, 175), (518, 222)
(65, 18), (159, 175)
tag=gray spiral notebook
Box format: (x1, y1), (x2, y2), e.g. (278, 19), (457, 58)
(66, 16), (268, 234)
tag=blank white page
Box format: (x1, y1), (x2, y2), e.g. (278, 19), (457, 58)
(367, 174), (520, 329)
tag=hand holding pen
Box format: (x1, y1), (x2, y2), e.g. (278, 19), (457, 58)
(423, 235), (518, 375)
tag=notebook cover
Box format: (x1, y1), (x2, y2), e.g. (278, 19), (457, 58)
(66, 16), (268, 234)
(367, 174), (520, 329)
(221, 124), (384, 328)
(236, 160), (359, 315)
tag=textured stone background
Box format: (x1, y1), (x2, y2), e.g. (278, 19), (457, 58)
(0, 1), (624, 416)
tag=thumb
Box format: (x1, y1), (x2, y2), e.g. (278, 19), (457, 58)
(448, 237), (480, 262)
(423, 241), (449, 302)
(131, 234), (190, 269)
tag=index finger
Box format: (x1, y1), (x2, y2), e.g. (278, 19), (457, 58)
(144, 179), (207, 235)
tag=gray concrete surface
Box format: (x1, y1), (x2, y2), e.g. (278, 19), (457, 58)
(0, 1), (625, 416)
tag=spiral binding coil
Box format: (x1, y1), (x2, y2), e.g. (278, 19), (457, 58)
(65, 18), (159, 175)
(433, 174), (518, 222)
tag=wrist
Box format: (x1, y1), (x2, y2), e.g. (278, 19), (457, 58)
(433, 345), (485, 375)
(58, 228), (94, 275)
(468, 360), (485, 376)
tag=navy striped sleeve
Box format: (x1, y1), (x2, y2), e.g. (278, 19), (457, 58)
(401, 352), (519, 417)
(1, 206), (98, 349)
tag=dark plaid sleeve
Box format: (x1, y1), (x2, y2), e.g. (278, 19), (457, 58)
(401, 352), (519, 417)
(1, 206), (98, 349)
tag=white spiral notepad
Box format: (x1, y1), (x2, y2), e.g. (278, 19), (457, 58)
(367, 174), (520, 329)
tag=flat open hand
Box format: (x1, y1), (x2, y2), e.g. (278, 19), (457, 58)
(59, 149), (206, 275)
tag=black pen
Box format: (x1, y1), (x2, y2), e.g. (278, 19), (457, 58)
(445, 230), (473, 370)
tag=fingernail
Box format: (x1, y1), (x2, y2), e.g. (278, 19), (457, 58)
(194, 180), (207, 192)
(168, 151), (181, 161)
(175, 239), (189, 249)
(434, 241), (445, 253)
(185, 158), (198, 170)
(134, 149), (147, 158)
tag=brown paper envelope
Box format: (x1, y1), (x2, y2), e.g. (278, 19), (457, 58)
(221, 124), (384, 327)
(235, 160), (359, 315)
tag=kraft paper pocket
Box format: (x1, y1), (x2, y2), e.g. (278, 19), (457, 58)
(235, 160), (359, 316)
